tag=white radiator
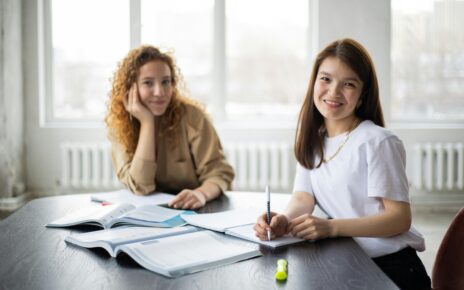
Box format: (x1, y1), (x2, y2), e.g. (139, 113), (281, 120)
(60, 141), (294, 192)
(60, 142), (120, 189)
(413, 142), (464, 192)
(224, 142), (292, 191)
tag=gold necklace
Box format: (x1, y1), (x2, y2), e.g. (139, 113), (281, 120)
(323, 118), (360, 163)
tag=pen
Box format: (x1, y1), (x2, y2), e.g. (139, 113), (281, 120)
(266, 185), (271, 241)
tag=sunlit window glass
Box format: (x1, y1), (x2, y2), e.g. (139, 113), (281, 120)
(141, 0), (213, 106)
(391, 0), (464, 121)
(51, 0), (129, 120)
(226, 0), (309, 121)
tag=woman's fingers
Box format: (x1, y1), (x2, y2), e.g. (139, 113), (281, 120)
(254, 218), (269, 240)
(169, 189), (206, 210)
(182, 197), (199, 209)
(254, 213), (289, 240)
(288, 214), (307, 232)
(168, 190), (188, 208)
(288, 215), (331, 241)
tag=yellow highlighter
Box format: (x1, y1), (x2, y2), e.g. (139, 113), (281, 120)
(275, 259), (288, 281)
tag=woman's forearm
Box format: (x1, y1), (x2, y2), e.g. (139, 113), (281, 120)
(133, 121), (156, 162)
(284, 191), (316, 220)
(329, 200), (412, 238)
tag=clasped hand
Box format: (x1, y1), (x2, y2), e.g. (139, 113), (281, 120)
(253, 212), (334, 241)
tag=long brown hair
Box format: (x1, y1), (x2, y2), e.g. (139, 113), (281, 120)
(105, 45), (200, 156)
(294, 38), (385, 169)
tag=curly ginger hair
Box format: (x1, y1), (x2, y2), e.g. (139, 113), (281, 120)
(105, 45), (200, 156)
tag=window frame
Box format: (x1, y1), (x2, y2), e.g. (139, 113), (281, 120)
(39, 0), (312, 128)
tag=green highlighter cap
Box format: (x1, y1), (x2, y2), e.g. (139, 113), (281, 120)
(275, 259), (287, 281)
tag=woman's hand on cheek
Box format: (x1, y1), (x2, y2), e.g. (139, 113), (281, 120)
(168, 189), (207, 210)
(288, 214), (334, 241)
(124, 83), (154, 124)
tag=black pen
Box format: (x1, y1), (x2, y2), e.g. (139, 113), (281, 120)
(266, 185), (271, 241)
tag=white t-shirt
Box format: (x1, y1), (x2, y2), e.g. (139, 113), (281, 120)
(293, 120), (425, 258)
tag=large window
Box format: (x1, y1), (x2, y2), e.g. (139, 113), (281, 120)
(391, 0), (464, 121)
(50, 0), (130, 120)
(141, 0), (213, 106)
(44, 0), (309, 125)
(226, 0), (308, 121)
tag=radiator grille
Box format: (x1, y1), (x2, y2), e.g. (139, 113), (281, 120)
(413, 142), (464, 192)
(60, 142), (294, 192)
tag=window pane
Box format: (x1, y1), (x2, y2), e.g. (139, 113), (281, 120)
(391, 0), (464, 121)
(51, 0), (129, 120)
(226, 0), (309, 121)
(141, 0), (213, 105)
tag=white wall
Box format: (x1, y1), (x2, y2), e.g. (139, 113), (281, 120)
(22, 0), (464, 199)
(0, 0), (24, 198)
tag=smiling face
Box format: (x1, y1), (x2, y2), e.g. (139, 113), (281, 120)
(137, 60), (173, 116)
(313, 56), (363, 129)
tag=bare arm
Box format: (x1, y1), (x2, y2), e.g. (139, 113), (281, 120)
(329, 198), (411, 237)
(283, 191), (316, 220)
(289, 198), (412, 240)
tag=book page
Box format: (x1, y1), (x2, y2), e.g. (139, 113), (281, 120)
(225, 224), (305, 248)
(180, 208), (262, 232)
(67, 226), (198, 245)
(46, 203), (134, 228)
(123, 231), (261, 277)
(122, 205), (191, 222)
(91, 190), (175, 206)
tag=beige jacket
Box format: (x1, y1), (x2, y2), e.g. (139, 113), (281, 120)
(111, 103), (234, 195)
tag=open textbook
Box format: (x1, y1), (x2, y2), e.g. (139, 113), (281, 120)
(65, 226), (261, 278)
(181, 208), (305, 248)
(46, 203), (195, 229)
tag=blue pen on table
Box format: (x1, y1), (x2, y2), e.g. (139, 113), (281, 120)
(266, 185), (271, 241)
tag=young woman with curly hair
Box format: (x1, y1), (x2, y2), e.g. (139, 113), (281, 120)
(105, 45), (234, 210)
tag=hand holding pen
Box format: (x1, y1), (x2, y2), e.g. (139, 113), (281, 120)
(253, 185), (289, 241)
(266, 185), (271, 241)
(253, 212), (289, 241)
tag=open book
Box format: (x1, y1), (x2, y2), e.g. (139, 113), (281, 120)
(65, 226), (261, 278)
(181, 208), (305, 248)
(46, 203), (194, 229)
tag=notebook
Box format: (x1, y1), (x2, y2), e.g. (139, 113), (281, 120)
(181, 208), (305, 248)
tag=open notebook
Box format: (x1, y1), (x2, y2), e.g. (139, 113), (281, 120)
(46, 203), (194, 229)
(65, 226), (261, 278)
(181, 208), (305, 248)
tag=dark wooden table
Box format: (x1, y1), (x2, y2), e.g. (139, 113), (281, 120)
(0, 191), (398, 290)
